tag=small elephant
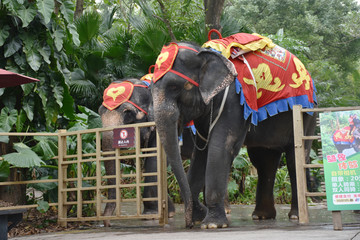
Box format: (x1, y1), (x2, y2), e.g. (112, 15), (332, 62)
(151, 33), (316, 228)
(99, 78), (194, 227)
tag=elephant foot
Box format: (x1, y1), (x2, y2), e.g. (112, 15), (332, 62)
(103, 219), (111, 227)
(225, 197), (231, 214)
(288, 208), (299, 220)
(225, 205), (231, 214)
(103, 203), (115, 227)
(142, 208), (158, 216)
(252, 208), (276, 220)
(200, 205), (229, 229)
(142, 205), (176, 219)
(192, 201), (208, 223)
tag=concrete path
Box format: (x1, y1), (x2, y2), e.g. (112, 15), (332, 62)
(10, 204), (360, 240)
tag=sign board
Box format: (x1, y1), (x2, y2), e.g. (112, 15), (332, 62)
(112, 127), (135, 148)
(319, 110), (360, 211)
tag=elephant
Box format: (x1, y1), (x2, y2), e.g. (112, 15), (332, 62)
(151, 33), (317, 229)
(98, 78), (195, 227)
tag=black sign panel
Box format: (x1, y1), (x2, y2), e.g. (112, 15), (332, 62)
(112, 127), (135, 148)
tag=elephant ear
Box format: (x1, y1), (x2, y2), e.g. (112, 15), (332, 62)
(197, 49), (238, 105)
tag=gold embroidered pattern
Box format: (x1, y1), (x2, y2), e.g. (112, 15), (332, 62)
(290, 57), (311, 90)
(243, 63), (285, 99)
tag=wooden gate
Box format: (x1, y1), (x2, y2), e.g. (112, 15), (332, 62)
(293, 105), (360, 230)
(0, 122), (168, 226)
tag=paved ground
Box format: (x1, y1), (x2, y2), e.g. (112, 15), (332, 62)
(10, 204), (360, 240)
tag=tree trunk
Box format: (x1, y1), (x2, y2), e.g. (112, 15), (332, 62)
(74, 0), (84, 20)
(0, 140), (26, 205)
(204, 0), (225, 38)
(156, 0), (177, 42)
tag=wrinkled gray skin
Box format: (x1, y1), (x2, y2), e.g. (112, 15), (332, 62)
(151, 42), (316, 229)
(98, 78), (195, 227)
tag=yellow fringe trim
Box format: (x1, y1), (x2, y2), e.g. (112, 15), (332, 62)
(202, 33), (275, 59)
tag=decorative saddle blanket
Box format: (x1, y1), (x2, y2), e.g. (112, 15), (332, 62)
(202, 33), (317, 125)
(102, 80), (148, 114)
(333, 126), (355, 145)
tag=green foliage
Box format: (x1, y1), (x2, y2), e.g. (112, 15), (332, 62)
(3, 142), (45, 168)
(0, 0), (79, 132)
(0, 161), (10, 181)
(36, 199), (50, 213)
(228, 149), (293, 204)
(228, 148), (257, 204)
(0, 107), (17, 143)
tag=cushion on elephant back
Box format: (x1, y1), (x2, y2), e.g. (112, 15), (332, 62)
(203, 33), (317, 125)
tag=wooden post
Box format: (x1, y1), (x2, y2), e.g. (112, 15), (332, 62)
(57, 129), (67, 227)
(332, 211), (343, 230)
(135, 126), (141, 215)
(293, 105), (309, 224)
(95, 130), (102, 219)
(76, 133), (82, 219)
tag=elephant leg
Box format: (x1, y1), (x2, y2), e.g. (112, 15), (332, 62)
(248, 147), (281, 220)
(201, 129), (243, 229)
(224, 180), (231, 214)
(285, 147), (299, 220)
(201, 150), (233, 228)
(187, 146), (208, 223)
(103, 159), (116, 227)
(143, 155), (175, 217)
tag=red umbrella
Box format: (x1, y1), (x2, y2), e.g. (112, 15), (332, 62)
(0, 68), (40, 88)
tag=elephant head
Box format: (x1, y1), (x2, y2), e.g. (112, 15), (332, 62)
(99, 78), (153, 149)
(151, 42), (237, 227)
(99, 78), (154, 226)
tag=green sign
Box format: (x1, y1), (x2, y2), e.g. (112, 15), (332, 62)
(319, 110), (360, 211)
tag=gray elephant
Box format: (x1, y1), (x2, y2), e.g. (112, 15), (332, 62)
(151, 33), (316, 228)
(99, 78), (195, 227)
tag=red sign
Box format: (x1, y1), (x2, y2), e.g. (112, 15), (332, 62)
(112, 127), (135, 148)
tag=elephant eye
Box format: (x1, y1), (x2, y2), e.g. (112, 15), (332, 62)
(123, 109), (136, 124)
(168, 85), (179, 90)
(168, 84), (182, 92)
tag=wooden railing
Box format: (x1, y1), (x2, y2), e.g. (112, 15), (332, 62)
(0, 122), (168, 226)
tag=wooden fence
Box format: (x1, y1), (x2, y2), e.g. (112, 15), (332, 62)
(0, 122), (168, 226)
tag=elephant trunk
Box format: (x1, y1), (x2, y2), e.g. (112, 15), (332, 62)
(153, 94), (193, 228)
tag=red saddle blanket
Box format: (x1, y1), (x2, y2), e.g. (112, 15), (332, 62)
(333, 126), (355, 144)
(203, 33), (316, 124)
